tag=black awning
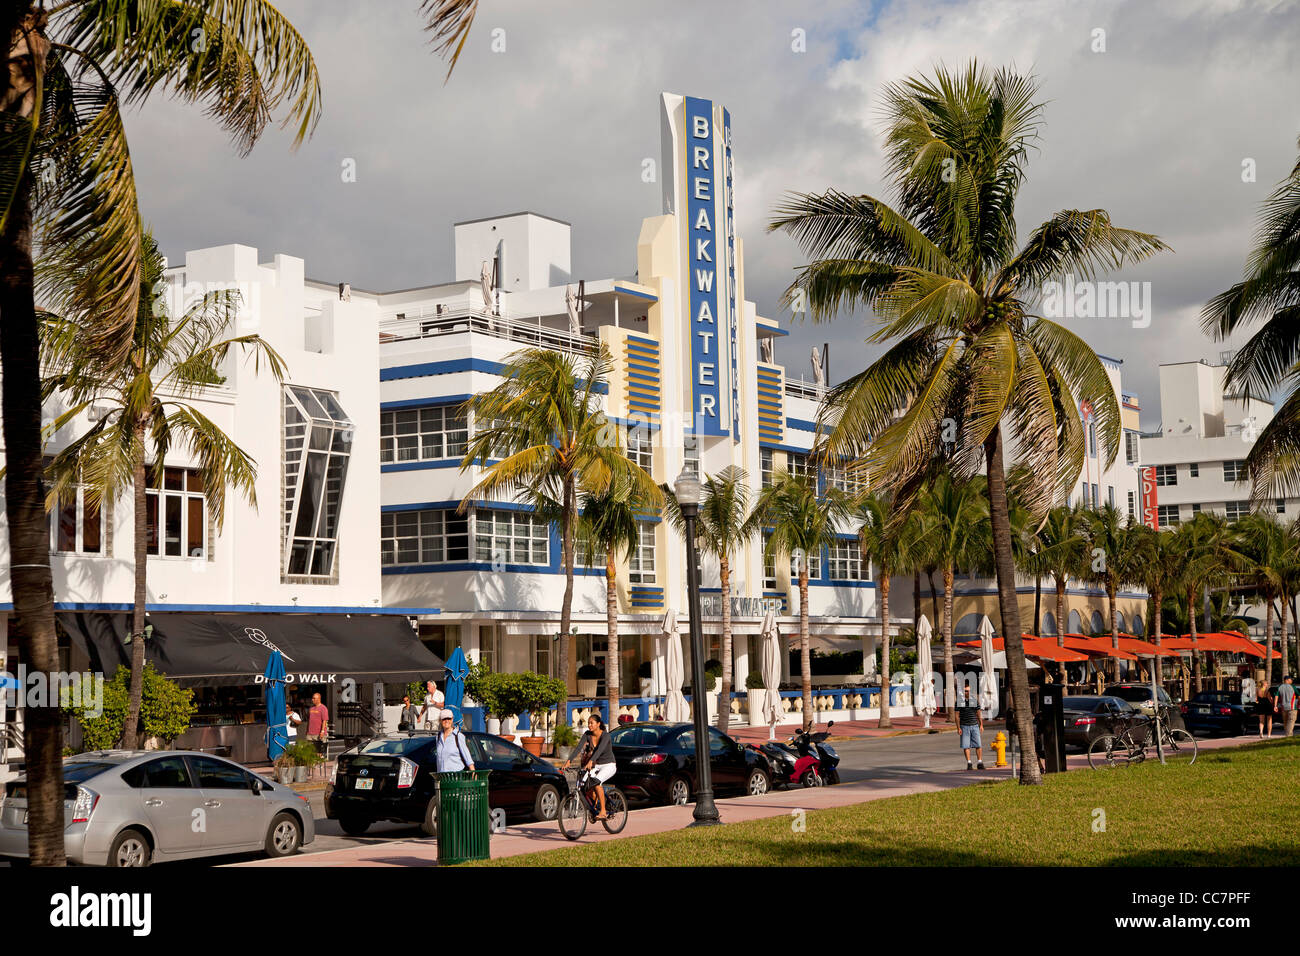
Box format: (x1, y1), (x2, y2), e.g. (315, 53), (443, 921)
(59, 612), (445, 687)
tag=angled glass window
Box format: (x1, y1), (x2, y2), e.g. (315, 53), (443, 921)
(284, 386), (353, 578)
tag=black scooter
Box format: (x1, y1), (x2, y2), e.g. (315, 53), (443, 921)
(791, 720), (841, 785)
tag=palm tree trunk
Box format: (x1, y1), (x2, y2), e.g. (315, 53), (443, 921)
(983, 428), (1039, 784)
(718, 558), (731, 734)
(1033, 573), (1042, 636)
(1152, 583), (1164, 692)
(1108, 578), (1121, 682)
(1278, 598), (1288, 684)
(1281, 594), (1290, 679)
(879, 575), (891, 729)
(928, 567), (940, 631)
(1056, 576), (1068, 688)
(605, 556), (618, 728)
(1189, 588), (1202, 693)
(559, 476), (575, 696)
(0, 154), (67, 865)
(799, 568), (811, 731)
(942, 564), (955, 717)
(121, 447), (149, 748)
(1265, 597), (1275, 684)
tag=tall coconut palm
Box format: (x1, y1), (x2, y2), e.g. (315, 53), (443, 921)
(750, 471), (853, 730)
(1035, 505), (1089, 651)
(1171, 513), (1236, 692)
(461, 346), (658, 695)
(1, 1), (320, 866)
(1203, 137), (1300, 498)
(1132, 523), (1183, 694)
(577, 472), (660, 727)
(857, 491), (917, 728)
(42, 233), (286, 748)
(916, 470), (986, 713)
(1231, 513), (1288, 679)
(769, 62), (1167, 783)
(662, 466), (753, 733)
(1080, 504), (1147, 678)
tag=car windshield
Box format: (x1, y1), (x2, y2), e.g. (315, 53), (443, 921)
(358, 737), (429, 755)
(609, 725), (673, 747)
(1108, 687), (1151, 703)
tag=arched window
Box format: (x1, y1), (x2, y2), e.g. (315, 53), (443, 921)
(1041, 612), (1058, 636)
(1116, 612), (1128, 633)
(954, 613), (983, 638)
(1090, 610), (1106, 634)
(1067, 609), (1083, 634)
(1132, 615), (1145, 637)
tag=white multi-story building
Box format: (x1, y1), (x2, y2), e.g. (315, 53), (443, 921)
(1138, 359), (1296, 527)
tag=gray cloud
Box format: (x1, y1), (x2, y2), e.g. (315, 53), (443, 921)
(121, 0), (1300, 427)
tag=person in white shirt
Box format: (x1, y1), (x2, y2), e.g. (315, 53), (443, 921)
(285, 703), (302, 740)
(420, 681), (445, 730)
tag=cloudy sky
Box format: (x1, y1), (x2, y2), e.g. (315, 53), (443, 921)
(120, 0), (1298, 430)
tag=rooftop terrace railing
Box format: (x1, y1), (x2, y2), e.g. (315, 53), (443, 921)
(379, 306), (598, 356)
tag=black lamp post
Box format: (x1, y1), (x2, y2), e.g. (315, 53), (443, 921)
(674, 468), (720, 827)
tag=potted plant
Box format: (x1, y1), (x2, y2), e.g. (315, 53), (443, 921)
(467, 663), (502, 735)
(577, 664), (599, 699)
(513, 671), (567, 757)
(704, 658), (723, 694)
(491, 672), (524, 742)
(552, 721), (579, 761)
(273, 751), (295, 785)
(746, 670), (766, 725)
(287, 739), (321, 782)
(637, 660), (654, 698)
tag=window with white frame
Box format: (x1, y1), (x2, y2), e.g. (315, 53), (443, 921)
(828, 540), (866, 581)
(1277, 498), (1286, 515)
(1125, 431), (1140, 466)
(380, 405), (467, 463)
(532, 634), (553, 678)
(762, 532), (776, 590)
(626, 426), (654, 474)
(790, 547), (820, 580)
(824, 462), (865, 497)
(787, 451), (813, 482)
(1189, 462), (1199, 478)
(145, 466), (207, 558)
(47, 475), (105, 556)
(474, 509), (549, 565)
(682, 436), (699, 478)
(1157, 504), (1180, 527)
(1088, 422), (1097, 458)
(1155, 464), (1178, 486)
(1225, 500), (1251, 522)
(1191, 502), (1202, 514)
(1223, 459), (1248, 482)
(1127, 490), (1136, 519)
(760, 448), (773, 488)
(381, 510), (469, 566)
(284, 386), (353, 578)
(628, 522), (656, 584)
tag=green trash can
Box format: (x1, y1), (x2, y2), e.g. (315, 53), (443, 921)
(436, 770), (491, 865)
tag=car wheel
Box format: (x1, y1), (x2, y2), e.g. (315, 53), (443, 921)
(667, 775), (691, 806)
(420, 796), (438, 838)
(339, 814), (372, 836)
(746, 768), (771, 797)
(108, 828), (151, 868)
(533, 783), (560, 821)
(265, 812), (302, 858)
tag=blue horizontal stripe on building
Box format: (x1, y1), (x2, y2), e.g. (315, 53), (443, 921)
(381, 358), (608, 393)
(14, 602), (441, 614)
(383, 563), (605, 577)
(380, 395), (473, 410)
(786, 417), (818, 432)
(615, 288), (658, 302)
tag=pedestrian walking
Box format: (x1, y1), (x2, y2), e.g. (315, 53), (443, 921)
(398, 694), (420, 731)
(1275, 675), (1296, 737)
(420, 680), (445, 730)
(434, 709), (475, 773)
(1255, 679), (1275, 738)
(307, 692), (330, 755)
(956, 686), (984, 770)
(285, 702), (302, 741)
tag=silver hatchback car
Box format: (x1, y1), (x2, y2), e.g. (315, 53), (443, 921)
(0, 750), (315, 866)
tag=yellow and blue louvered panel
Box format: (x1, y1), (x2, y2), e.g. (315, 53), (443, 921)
(756, 365), (784, 443)
(625, 334), (661, 423)
(630, 585), (665, 610)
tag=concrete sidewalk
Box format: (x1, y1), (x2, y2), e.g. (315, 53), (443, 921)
(726, 714), (956, 745)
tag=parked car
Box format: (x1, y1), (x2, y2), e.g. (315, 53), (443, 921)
(609, 721), (774, 806)
(325, 731), (567, 835)
(1061, 696), (1141, 751)
(1180, 690), (1249, 737)
(1102, 683), (1185, 729)
(0, 750), (314, 867)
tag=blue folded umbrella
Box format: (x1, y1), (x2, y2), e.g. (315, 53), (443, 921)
(264, 650), (288, 762)
(444, 646), (469, 725)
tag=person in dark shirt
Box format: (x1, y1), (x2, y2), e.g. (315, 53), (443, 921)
(955, 686), (984, 770)
(562, 715), (616, 819)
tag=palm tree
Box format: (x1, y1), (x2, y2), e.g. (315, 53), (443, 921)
(1081, 504), (1147, 678)
(577, 473), (660, 727)
(1, 1), (320, 866)
(461, 346), (658, 694)
(769, 63), (1167, 783)
(1171, 513), (1236, 692)
(662, 466), (753, 733)
(750, 471), (853, 730)
(1231, 513), (1287, 680)
(916, 470), (986, 713)
(1203, 137), (1300, 498)
(42, 233), (287, 748)
(857, 491), (917, 728)
(1035, 505), (1089, 648)
(1132, 524), (1183, 693)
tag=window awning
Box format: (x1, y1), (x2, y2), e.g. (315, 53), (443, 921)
(59, 612), (444, 687)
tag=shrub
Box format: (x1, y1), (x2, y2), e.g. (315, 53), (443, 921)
(285, 739), (321, 767)
(61, 664), (195, 751)
(577, 664), (600, 680)
(637, 660), (653, 679)
(704, 659), (723, 679)
(552, 722), (579, 747)
(746, 670), (765, 690)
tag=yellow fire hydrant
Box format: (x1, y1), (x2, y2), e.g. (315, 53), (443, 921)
(992, 731), (1008, 767)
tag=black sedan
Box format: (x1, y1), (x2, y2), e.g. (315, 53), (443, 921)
(1180, 691), (1249, 737)
(324, 732), (567, 836)
(1061, 695), (1141, 751)
(609, 722), (774, 806)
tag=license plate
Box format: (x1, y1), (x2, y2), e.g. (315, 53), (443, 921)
(354, 779), (373, 790)
(1195, 706), (1210, 714)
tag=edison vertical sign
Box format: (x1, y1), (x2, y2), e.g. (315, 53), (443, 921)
(664, 93), (740, 440)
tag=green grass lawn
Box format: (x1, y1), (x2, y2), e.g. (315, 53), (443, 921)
(481, 738), (1300, 867)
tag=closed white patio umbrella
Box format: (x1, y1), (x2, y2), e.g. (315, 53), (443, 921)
(760, 608), (783, 740)
(915, 615), (937, 728)
(978, 615), (998, 713)
(663, 611), (688, 722)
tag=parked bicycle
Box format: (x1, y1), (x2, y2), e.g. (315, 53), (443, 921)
(558, 767), (629, 840)
(1087, 705), (1197, 768)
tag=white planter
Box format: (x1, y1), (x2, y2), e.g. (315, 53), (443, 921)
(748, 696), (765, 726)
(577, 679), (598, 698)
(706, 691), (719, 724)
(486, 717), (501, 736)
(501, 716), (516, 736)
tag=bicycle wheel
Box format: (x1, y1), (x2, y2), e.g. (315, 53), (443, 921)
(1087, 734), (1128, 769)
(558, 792), (587, 841)
(601, 787), (628, 834)
(1164, 729), (1198, 765)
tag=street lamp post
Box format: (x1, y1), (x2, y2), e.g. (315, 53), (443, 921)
(674, 468), (720, 827)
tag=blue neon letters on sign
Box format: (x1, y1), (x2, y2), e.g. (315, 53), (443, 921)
(684, 96), (726, 437)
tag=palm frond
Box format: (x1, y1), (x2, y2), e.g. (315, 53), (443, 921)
(419, 0), (480, 82)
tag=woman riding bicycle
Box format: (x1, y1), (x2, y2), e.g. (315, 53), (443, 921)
(562, 714), (616, 820)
